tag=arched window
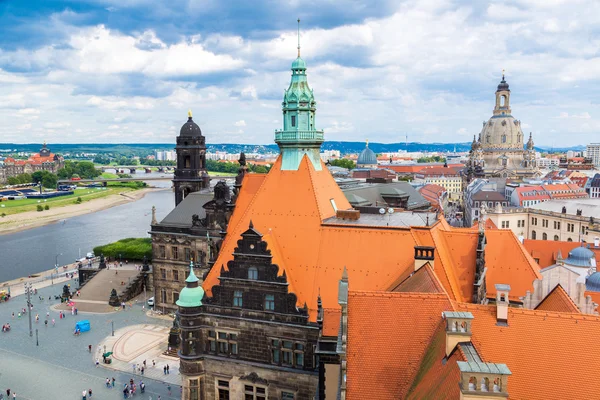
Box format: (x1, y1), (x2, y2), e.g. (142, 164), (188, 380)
(500, 95), (506, 107)
(554, 235), (559, 241)
(468, 377), (478, 391)
(248, 267), (258, 280)
(531, 230), (536, 239)
(567, 237), (573, 242)
(501, 135), (507, 143)
(493, 378), (502, 392)
(482, 377), (490, 392)
(542, 233), (547, 240)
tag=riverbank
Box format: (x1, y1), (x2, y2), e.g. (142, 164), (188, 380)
(0, 187), (160, 235)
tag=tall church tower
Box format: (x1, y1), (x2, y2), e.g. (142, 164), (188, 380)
(173, 110), (210, 206)
(275, 19), (324, 171)
(493, 72), (511, 117)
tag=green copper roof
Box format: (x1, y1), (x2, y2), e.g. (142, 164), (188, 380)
(291, 56), (306, 70)
(176, 261), (204, 308)
(275, 45), (324, 171)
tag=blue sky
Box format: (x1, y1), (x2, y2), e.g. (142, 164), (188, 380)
(1, 0), (599, 146)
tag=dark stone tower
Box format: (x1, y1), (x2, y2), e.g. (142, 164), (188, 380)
(173, 110), (210, 206)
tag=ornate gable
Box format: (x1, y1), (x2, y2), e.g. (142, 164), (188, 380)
(205, 222), (307, 318)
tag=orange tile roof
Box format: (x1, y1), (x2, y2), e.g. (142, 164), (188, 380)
(204, 155), (541, 319)
(406, 322), (464, 400)
(346, 291), (452, 400)
(535, 284), (581, 313)
(455, 302), (600, 400)
(322, 308), (341, 337)
(393, 263), (446, 293)
(522, 239), (600, 268)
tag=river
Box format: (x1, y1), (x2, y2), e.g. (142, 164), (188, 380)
(0, 174), (175, 282)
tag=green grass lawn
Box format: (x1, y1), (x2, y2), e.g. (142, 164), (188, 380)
(100, 172), (119, 179)
(0, 186), (136, 216)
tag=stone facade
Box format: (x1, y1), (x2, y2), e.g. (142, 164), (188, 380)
(178, 223), (320, 400)
(465, 75), (539, 181)
(151, 232), (212, 311)
(0, 143), (64, 184)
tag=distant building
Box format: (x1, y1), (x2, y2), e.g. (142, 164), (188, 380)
(413, 164), (463, 202)
(536, 157), (560, 168)
(418, 183), (448, 211)
(155, 150), (177, 161)
(586, 143), (600, 166)
(590, 174), (600, 198)
(0, 142), (64, 184)
(356, 140), (377, 169)
(465, 74), (539, 180)
(486, 199), (600, 242)
(320, 149), (340, 162)
(558, 156), (595, 170)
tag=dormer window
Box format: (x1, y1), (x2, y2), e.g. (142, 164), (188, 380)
(248, 267), (258, 280)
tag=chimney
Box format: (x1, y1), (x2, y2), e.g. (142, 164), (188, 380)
(414, 246), (435, 271)
(443, 311), (473, 357)
(495, 284), (511, 326)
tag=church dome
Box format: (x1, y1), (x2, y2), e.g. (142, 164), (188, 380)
(180, 111), (202, 137)
(176, 262), (205, 308)
(586, 272), (600, 292)
(357, 142), (377, 166)
(497, 76), (510, 91)
(565, 246), (595, 267)
(291, 57), (306, 70)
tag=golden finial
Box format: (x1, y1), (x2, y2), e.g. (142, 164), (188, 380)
(366, 139), (369, 147)
(297, 18), (301, 58)
(502, 68), (505, 79)
(188, 109), (192, 118)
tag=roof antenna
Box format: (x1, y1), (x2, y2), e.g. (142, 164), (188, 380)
(297, 18), (301, 57)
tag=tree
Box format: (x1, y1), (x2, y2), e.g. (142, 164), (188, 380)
(7, 173), (32, 185)
(93, 155), (111, 165)
(329, 159), (356, 170)
(32, 171), (58, 188)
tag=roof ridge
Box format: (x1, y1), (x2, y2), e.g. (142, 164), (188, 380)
(349, 290), (450, 300)
(459, 302), (600, 320)
(535, 284), (581, 313)
(430, 226), (462, 302)
(211, 160), (276, 273)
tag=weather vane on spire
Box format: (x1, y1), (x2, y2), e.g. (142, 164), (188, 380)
(188, 109), (192, 118)
(297, 18), (301, 57)
(502, 68), (505, 80)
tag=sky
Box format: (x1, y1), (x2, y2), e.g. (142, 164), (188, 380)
(0, 0), (599, 147)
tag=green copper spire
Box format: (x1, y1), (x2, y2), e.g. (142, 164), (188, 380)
(275, 18), (324, 171)
(176, 260), (204, 307)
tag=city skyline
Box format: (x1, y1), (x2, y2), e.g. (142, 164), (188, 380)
(1, 1), (600, 146)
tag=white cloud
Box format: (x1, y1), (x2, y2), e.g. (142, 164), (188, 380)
(234, 120), (246, 127)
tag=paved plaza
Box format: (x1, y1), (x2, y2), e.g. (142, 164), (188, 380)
(0, 278), (181, 399)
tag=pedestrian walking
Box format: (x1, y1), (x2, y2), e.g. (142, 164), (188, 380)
(88, 388), (92, 398)
(167, 383), (171, 395)
(52, 319), (55, 326)
(143, 360), (146, 368)
(46, 311), (49, 318)
(152, 360), (155, 368)
(96, 358), (100, 367)
(44, 319), (48, 327)
(141, 366), (144, 375)
(132, 363), (136, 374)
(137, 363), (140, 373)
(163, 365), (166, 375)
(112, 377), (116, 387)
(82, 390), (87, 400)
(166, 364), (170, 374)
(88, 344), (92, 353)
(11, 312), (14, 319)
(35, 314), (39, 322)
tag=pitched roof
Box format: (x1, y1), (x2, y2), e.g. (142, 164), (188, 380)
(322, 308), (341, 337)
(535, 284), (581, 313)
(455, 302), (600, 400)
(471, 191), (506, 201)
(204, 155), (541, 319)
(523, 239), (600, 268)
(346, 291), (452, 400)
(405, 322), (464, 400)
(393, 263), (445, 293)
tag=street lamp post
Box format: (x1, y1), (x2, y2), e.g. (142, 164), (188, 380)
(54, 253), (62, 285)
(36, 328), (38, 346)
(25, 283), (33, 337)
(111, 321), (114, 336)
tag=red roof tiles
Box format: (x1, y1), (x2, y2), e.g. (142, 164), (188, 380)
(535, 284), (580, 313)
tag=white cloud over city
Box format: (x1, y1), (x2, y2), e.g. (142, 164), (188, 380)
(0, 0), (599, 146)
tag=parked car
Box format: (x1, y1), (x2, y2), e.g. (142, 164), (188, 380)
(147, 297), (154, 307)
(85, 252), (94, 259)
